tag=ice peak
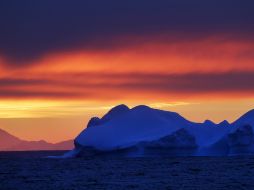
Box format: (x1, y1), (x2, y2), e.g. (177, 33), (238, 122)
(109, 104), (129, 112)
(219, 120), (230, 126)
(101, 104), (129, 122)
(131, 105), (151, 110)
(204, 120), (215, 125)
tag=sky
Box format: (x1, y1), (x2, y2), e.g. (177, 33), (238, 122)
(0, 0), (254, 143)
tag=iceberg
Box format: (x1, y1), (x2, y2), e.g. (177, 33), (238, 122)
(65, 105), (254, 157)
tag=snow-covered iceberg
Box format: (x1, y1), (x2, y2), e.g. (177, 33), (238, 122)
(64, 104), (254, 157)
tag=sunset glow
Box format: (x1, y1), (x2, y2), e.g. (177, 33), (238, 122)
(1, 0), (254, 142)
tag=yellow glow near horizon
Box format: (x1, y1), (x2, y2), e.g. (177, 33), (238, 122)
(0, 100), (195, 118)
(0, 100), (114, 118)
(0, 99), (254, 122)
(0, 99), (254, 143)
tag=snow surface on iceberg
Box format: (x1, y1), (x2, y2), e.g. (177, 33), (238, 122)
(75, 105), (192, 151)
(65, 105), (254, 157)
(231, 109), (254, 128)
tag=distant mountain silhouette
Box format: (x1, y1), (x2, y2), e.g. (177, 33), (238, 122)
(0, 128), (73, 151)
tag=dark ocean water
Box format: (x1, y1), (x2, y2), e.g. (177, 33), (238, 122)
(0, 151), (253, 190)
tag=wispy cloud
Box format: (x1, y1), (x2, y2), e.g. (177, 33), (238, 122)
(0, 100), (118, 118)
(149, 102), (198, 108)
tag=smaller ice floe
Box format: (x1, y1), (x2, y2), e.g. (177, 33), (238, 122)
(47, 148), (82, 158)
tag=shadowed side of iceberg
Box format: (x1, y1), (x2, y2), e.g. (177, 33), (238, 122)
(59, 128), (198, 158)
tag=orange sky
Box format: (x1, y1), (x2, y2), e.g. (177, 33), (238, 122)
(1, 0), (254, 143)
(0, 35), (254, 142)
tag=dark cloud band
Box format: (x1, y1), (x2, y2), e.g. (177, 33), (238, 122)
(1, 71), (254, 99)
(1, 0), (254, 63)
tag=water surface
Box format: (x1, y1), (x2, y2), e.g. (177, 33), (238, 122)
(0, 151), (253, 190)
